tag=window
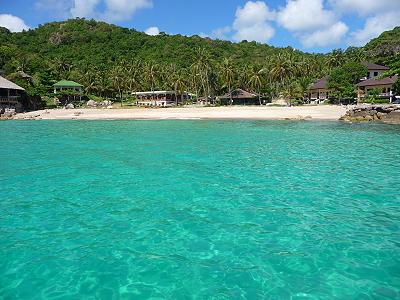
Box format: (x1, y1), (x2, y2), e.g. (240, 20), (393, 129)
(374, 72), (379, 77)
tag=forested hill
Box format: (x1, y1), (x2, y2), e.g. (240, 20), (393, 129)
(0, 18), (306, 69)
(0, 19), (399, 104)
(364, 27), (400, 58)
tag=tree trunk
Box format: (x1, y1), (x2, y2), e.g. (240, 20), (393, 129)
(229, 83), (232, 106)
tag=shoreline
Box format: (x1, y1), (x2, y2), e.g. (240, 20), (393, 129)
(13, 106), (348, 121)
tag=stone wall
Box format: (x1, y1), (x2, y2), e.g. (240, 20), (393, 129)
(340, 105), (400, 124)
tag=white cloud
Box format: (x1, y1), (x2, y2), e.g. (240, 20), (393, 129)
(232, 1), (275, 43)
(35, 0), (152, 22)
(145, 26), (160, 36)
(200, 26), (232, 40)
(277, 0), (336, 32)
(103, 0), (153, 21)
(328, 0), (400, 46)
(276, 0), (348, 48)
(329, 0), (400, 16)
(35, 0), (72, 17)
(71, 0), (100, 18)
(233, 23), (275, 43)
(301, 21), (348, 48)
(0, 14), (29, 32)
(350, 11), (400, 46)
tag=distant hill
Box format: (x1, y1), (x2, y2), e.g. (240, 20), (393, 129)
(364, 27), (400, 58)
(0, 18), (305, 69)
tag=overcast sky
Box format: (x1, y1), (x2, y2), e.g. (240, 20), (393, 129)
(0, 0), (399, 53)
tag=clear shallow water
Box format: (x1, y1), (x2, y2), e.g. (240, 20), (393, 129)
(1, 120), (400, 299)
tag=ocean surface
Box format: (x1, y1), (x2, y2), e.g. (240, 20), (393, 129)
(1, 120), (400, 299)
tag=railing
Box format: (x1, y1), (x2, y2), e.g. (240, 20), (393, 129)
(0, 97), (19, 104)
(379, 92), (391, 97)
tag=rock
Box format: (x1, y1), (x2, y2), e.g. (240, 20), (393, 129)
(376, 112), (387, 120)
(86, 100), (97, 107)
(364, 115), (374, 121)
(384, 111), (400, 124)
(353, 111), (370, 118)
(1, 108), (16, 118)
(65, 103), (74, 109)
(54, 98), (61, 106)
(343, 104), (400, 123)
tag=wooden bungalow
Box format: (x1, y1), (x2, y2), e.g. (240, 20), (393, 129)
(0, 75), (25, 110)
(357, 75), (398, 102)
(307, 76), (332, 103)
(218, 89), (260, 105)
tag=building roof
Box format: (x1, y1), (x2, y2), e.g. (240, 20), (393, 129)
(357, 75), (398, 87)
(53, 80), (83, 87)
(361, 62), (390, 71)
(309, 76), (329, 90)
(219, 88), (258, 99)
(0, 76), (25, 91)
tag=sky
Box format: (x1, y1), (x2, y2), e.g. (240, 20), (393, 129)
(0, 0), (399, 53)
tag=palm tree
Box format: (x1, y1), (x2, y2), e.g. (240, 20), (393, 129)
(328, 49), (346, 68)
(269, 54), (294, 88)
(144, 61), (158, 100)
(248, 66), (264, 105)
(173, 73), (186, 106)
(194, 47), (212, 100)
(126, 60), (141, 93)
(110, 65), (125, 106)
(220, 58), (235, 105)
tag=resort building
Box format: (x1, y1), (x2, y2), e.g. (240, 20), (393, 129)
(132, 91), (193, 107)
(356, 75), (398, 102)
(53, 80), (84, 104)
(53, 80), (83, 94)
(361, 62), (390, 79)
(308, 62), (392, 103)
(308, 76), (331, 103)
(0, 75), (25, 110)
(218, 89), (260, 105)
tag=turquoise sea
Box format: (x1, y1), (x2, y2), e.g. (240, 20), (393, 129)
(1, 120), (400, 299)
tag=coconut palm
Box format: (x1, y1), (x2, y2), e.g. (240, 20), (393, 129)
(328, 49), (346, 68)
(248, 66), (264, 105)
(220, 58), (235, 105)
(110, 65), (126, 106)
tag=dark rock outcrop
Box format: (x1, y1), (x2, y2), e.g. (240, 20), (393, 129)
(341, 105), (400, 124)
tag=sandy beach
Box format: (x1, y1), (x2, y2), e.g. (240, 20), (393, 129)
(14, 105), (348, 121)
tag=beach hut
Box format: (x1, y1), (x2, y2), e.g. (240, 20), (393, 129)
(53, 80), (83, 104)
(0, 75), (25, 110)
(53, 80), (83, 94)
(218, 89), (260, 105)
(307, 76), (332, 103)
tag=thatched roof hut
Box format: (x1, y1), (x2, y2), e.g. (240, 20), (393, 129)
(218, 89), (260, 105)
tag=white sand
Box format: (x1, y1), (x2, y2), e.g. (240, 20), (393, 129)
(14, 106), (348, 121)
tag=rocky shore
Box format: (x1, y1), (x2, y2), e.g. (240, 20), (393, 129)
(340, 105), (400, 124)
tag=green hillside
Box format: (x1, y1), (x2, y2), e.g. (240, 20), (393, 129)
(0, 18), (399, 107)
(364, 26), (400, 58)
